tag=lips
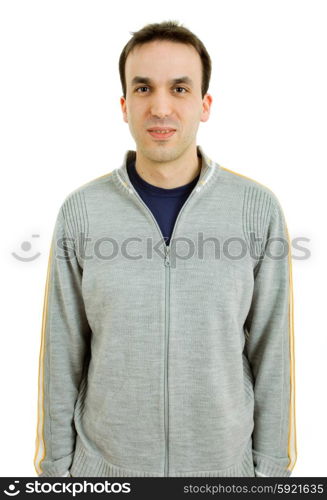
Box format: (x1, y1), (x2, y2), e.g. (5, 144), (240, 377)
(147, 128), (176, 139)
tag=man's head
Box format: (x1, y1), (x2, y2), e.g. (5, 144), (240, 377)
(119, 21), (213, 164)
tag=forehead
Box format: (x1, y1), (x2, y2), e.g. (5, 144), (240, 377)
(125, 40), (202, 85)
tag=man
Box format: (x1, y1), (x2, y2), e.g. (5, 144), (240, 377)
(34, 20), (297, 477)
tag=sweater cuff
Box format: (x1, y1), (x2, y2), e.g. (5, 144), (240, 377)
(39, 470), (71, 477)
(253, 451), (292, 477)
(37, 452), (75, 477)
(255, 469), (268, 477)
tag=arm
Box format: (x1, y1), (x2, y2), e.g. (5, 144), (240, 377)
(244, 196), (297, 477)
(34, 205), (91, 477)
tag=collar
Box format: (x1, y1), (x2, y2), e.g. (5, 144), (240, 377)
(113, 145), (221, 195)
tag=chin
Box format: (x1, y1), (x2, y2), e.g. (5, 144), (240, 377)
(145, 148), (179, 163)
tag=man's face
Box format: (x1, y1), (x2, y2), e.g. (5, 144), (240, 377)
(120, 40), (212, 163)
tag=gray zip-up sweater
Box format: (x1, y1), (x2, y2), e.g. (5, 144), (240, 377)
(34, 145), (297, 477)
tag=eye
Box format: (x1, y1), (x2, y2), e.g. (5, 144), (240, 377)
(174, 87), (188, 93)
(135, 86), (150, 93)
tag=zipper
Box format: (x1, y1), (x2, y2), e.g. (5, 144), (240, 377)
(164, 245), (170, 476)
(115, 159), (215, 476)
(121, 185), (194, 477)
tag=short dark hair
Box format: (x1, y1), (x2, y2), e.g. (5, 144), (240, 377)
(119, 20), (212, 99)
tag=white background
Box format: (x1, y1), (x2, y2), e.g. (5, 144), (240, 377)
(0, 0), (326, 477)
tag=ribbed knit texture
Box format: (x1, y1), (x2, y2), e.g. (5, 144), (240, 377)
(242, 186), (273, 267)
(69, 435), (256, 477)
(34, 145), (296, 477)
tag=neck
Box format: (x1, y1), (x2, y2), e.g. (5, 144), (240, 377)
(134, 144), (201, 189)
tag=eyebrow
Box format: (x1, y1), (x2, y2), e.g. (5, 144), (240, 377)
(131, 76), (194, 87)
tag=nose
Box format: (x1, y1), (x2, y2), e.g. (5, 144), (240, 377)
(149, 90), (173, 119)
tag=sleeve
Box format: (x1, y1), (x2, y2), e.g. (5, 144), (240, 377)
(33, 205), (92, 477)
(244, 196), (297, 477)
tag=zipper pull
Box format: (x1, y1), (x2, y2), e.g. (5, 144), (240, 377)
(164, 246), (170, 267)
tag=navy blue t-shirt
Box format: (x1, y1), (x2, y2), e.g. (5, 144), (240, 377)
(127, 159), (200, 246)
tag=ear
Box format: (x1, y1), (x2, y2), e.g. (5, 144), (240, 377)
(200, 93), (213, 123)
(120, 96), (128, 123)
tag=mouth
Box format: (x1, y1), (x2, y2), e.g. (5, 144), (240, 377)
(147, 128), (176, 140)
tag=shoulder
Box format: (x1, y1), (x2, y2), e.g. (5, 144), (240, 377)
(217, 164), (288, 258)
(57, 170), (115, 217)
(53, 171), (115, 244)
(218, 163), (283, 214)
(64, 170), (115, 201)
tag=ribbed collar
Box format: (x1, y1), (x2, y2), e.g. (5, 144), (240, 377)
(113, 145), (221, 196)
(127, 156), (200, 198)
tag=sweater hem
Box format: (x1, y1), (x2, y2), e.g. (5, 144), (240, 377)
(70, 436), (256, 477)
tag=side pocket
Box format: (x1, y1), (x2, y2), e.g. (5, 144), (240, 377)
(73, 356), (90, 420)
(242, 351), (255, 411)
